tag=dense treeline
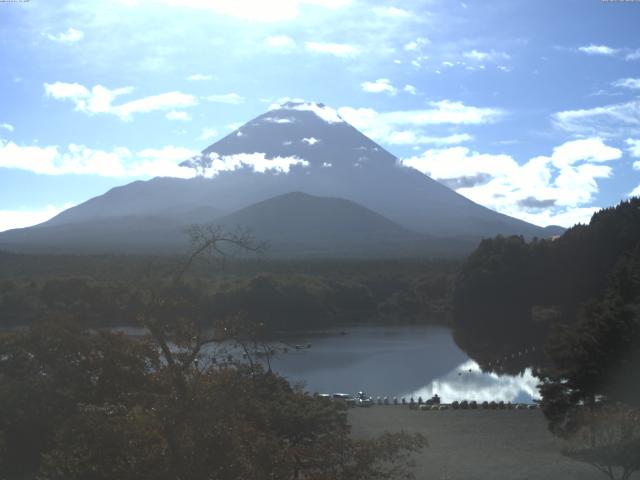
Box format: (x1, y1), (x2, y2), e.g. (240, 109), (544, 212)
(0, 258), (455, 332)
(0, 251), (458, 280)
(452, 198), (640, 372)
(540, 243), (640, 434)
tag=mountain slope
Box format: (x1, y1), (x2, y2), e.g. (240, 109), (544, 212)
(0, 215), (193, 255)
(0, 192), (479, 256)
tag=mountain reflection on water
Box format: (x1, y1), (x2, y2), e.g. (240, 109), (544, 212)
(267, 325), (540, 403)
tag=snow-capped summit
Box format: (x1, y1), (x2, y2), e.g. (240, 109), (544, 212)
(181, 100), (393, 175)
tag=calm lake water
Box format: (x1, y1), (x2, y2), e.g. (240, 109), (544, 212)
(251, 325), (539, 403)
(115, 324), (540, 403)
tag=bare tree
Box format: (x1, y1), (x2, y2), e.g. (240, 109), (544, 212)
(139, 224), (264, 396)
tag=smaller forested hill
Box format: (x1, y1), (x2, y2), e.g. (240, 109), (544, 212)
(452, 197), (640, 371)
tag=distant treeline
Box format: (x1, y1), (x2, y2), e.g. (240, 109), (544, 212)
(452, 198), (640, 374)
(0, 256), (456, 331)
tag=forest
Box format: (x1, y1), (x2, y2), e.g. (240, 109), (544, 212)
(0, 254), (456, 332)
(452, 198), (640, 372)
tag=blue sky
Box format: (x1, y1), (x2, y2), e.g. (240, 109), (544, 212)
(1, 0), (639, 231)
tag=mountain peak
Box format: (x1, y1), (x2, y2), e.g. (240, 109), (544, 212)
(273, 101), (344, 124)
(279, 100), (323, 108)
(181, 99), (386, 174)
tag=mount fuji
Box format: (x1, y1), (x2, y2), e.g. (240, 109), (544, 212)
(0, 102), (561, 256)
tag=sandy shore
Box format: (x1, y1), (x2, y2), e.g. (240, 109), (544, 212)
(348, 406), (611, 480)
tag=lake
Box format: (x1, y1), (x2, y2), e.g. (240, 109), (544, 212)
(248, 325), (540, 403)
(116, 324), (540, 403)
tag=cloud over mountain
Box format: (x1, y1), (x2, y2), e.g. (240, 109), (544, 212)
(401, 138), (622, 226)
(44, 82), (198, 121)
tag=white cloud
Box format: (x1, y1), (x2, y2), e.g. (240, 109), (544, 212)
(0, 204), (76, 233)
(0, 123), (13, 132)
(267, 96), (306, 109)
(262, 116), (294, 124)
(305, 41), (359, 57)
(388, 132), (473, 146)
(281, 102), (344, 123)
(44, 82), (198, 121)
(403, 146), (518, 182)
(403, 84), (417, 95)
(627, 49), (640, 61)
(113, 92), (197, 120)
(400, 138), (622, 227)
(133, 146), (201, 177)
(165, 110), (191, 121)
(404, 37), (429, 51)
(552, 99), (640, 138)
(161, 0), (350, 22)
(184, 152), (309, 176)
(338, 101), (502, 145)
(0, 140), (198, 178)
(394, 101), (502, 124)
(44, 81), (94, 100)
(186, 73), (213, 81)
(361, 78), (397, 95)
(199, 127), (219, 141)
(302, 137), (319, 145)
(549, 137), (622, 167)
(463, 49), (510, 63)
(220, 153), (308, 173)
(612, 78), (640, 90)
(264, 35), (296, 51)
(578, 44), (618, 56)
(517, 207), (601, 229)
(630, 185), (640, 197)
(372, 6), (411, 18)
(45, 27), (84, 43)
(627, 138), (640, 161)
(205, 93), (244, 104)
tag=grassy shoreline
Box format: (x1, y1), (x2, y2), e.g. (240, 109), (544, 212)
(348, 406), (605, 480)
